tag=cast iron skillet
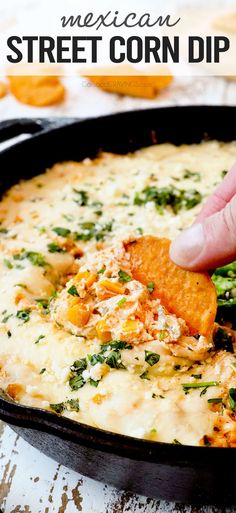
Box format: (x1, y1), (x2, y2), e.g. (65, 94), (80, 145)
(0, 107), (236, 505)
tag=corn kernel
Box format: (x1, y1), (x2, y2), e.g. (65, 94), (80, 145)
(6, 383), (24, 400)
(74, 271), (96, 288)
(121, 319), (140, 334)
(99, 279), (125, 295)
(96, 320), (111, 342)
(67, 303), (90, 327)
(92, 393), (106, 405)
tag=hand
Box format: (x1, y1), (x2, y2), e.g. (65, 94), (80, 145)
(170, 162), (236, 271)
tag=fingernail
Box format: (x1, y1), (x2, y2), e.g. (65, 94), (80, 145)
(170, 223), (205, 268)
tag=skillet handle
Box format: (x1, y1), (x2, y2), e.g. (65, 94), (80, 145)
(0, 118), (79, 144)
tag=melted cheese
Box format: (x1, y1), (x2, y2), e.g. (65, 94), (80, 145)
(0, 141), (236, 447)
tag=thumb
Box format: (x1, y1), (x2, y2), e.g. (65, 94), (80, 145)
(170, 194), (236, 271)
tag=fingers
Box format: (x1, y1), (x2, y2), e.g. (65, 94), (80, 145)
(196, 162), (236, 222)
(170, 194), (236, 271)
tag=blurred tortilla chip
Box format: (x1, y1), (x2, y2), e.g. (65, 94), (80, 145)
(0, 81), (7, 99)
(8, 76), (65, 107)
(83, 65), (173, 99)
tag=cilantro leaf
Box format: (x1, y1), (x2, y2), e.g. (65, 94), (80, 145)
(47, 242), (65, 253)
(118, 270), (132, 283)
(53, 227), (71, 237)
(67, 285), (79, 297)
(73, 189), (89, 206)
(140, 370), (150, 380)
(50, 402), (65, 414)
(147, 282), (155, 293)
(229, 388), (236, 409)
(105, 350), (126, 369)
(66, 398), (80, 412)
(16, 309), (31, 323)
(145, 350), (160, 366)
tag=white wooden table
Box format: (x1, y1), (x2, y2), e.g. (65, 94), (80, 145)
(0, 75), (236, 512)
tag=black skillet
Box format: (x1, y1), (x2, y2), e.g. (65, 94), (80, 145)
(0, 107), (235, 505)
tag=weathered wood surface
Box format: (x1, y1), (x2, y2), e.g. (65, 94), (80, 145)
(1, 420), (236, 513)
(0, 74), (236, 512)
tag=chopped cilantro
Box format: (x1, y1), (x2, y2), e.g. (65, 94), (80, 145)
(72, 358), (87, 372)
(69, 374), (85, 391)
(182, 381), (219, 393)
(80, 222), (96, 230)
(147, 282), (155, 293)
(14, 250), (48, 267)
(207, 398), (222, 404)
(212, 261), (236, 310)
(73, 189), (89, 206)
(2, 313), (13, 323)
(47, 242), (65, 253)
(88, 378), (99, 387)
(63, 214), (74, 222)
(182, 189), (202, 210)
(35, 298), (50, 314)
(39, 368), (46, 374)
(68, 285), (79, 297)
(118, 270), (132, 283)
(117, 297), (127, 307)
(7, 330), (12, 338)
(140, 370), (150, 380)
(105, 350), (126, 369)
(74, 221), (112, 242)
(183, 170), (201, 182)
(229, 387), (236, 409)
(50, 402), (65, 414)
(87, 353), (105, 366)
(221, 170), (228, 178)
(101, 341), (132, 352)
(172, 439), (182, 445)
(53, 227), (71, 237)
(3, 259), (13, 269)
(97, 267), (105, 275)
(191, 373), (202, 379)
(0, 228), (8, 234)
(16, 309), (31, 323)
(69, 358), (87, 391)
(134, 185), (202, 214)
(145, 350), (160, 367)
(200, 387), (208, 397)
(50, 398), (80, 414)
(91, 201), (103, 209)
(66, 398), (80, 412)
(35, 335), (45, 344)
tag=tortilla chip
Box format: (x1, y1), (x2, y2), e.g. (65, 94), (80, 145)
(126, 236), (217, 337)
(213, 13), (236, 33)
(87, 75), (155, 99)
(85, 65), (173, 99)
(9, 76), (65, 107)
(0, 81), (7, 99)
